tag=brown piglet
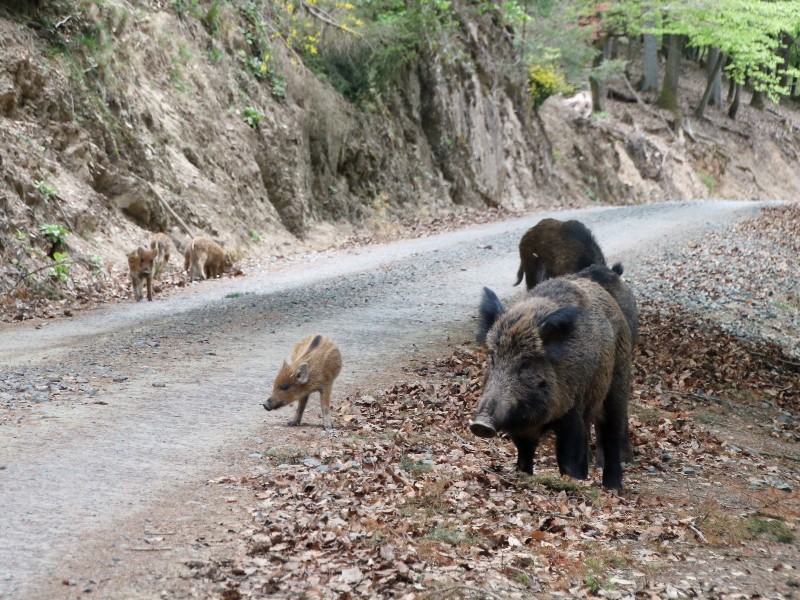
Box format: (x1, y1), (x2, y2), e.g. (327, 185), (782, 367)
(184, 236), (233, 282)
(263, 334), (342, 430)
(150, 232), (174, 279)
(127, 246), (157, 302)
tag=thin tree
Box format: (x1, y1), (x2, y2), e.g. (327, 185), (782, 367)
(696, 49), (726, 118)
(657, 33), (684, 110)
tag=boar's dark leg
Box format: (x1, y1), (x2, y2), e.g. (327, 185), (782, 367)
(510, 435), (539, 474)
(594, 423), (633, 469)
(288, 395), (309, 426)
(599, 356), (631, 490)
(598, 418), (623, 490)
(553, 407), (589, 479)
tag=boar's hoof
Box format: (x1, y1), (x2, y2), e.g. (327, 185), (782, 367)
(470, 420), (497, 438)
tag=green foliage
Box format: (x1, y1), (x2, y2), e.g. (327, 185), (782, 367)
(202, 1), (224, 35)
(172, 0), (201, 18)
(50, 251), (71, 283)
(613, 0), (800, 102)
(243, 106), (263, 128)
(510, 0), (596, 88)
(39, 223), (69, 247)
(247, 229), (262, 243)
(698, 169), (716, 192)
(300, 0), (458, 104)
(90, 255), (104, 276)
(528, 64), (564, 109)
(34, 180), (58, 202)
(271, 74), (287, 98)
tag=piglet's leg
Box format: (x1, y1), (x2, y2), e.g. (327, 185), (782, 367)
(320, 386), (334, 431)
(288, 395), (309, 426)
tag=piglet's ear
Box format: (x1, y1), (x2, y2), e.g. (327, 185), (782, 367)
(539, 306), (580, 360)
(296, 362), (310, 384)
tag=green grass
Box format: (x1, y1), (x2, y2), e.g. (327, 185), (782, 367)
(747, 518), (795, 543)
(698, 169), (716, 192)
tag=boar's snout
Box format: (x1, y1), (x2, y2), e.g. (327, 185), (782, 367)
(263, 398), (274, 411)
(470, 418), (497, 438)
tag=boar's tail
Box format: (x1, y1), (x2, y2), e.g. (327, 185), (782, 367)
(612, 262), (624, 275)
(477, 287), (506, 345)
(513, 264), (524, 287)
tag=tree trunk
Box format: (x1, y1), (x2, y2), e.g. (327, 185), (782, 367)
(727, 75), (736, 102)
(728, 83), (741, 119)
(706, 47), (723, 107)
(696, 50), (726, 118)
(657, 34), (684, 111)
(590, 36), (613, 113)
(639, 32), (659, 92)
(751, 89), (765, 110)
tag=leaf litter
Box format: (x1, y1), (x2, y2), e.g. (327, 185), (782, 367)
(183, 204), (800, 599)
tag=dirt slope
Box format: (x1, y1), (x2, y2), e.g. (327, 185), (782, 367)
(2, 2), (800, 323)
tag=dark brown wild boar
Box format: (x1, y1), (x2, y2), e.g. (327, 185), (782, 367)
(184, 236), (233, 282)
(263, 334), (342, 430)
(471, 278), (632, 490)
(150, 232), (174, 279)
(128, 246), (157, 302)
(514, 218), (606, 289)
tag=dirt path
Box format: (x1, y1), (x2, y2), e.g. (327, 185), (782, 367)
(0, 200), (774, 598)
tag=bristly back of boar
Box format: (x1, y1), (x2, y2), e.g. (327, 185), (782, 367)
(471, 277), (632, 490)
(514, 218), (606, 289)
(570, 263), (638, 345)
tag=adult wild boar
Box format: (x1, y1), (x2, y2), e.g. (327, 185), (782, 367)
(514, 218), (606, 290)
(263, 334), (342, 431)
(471, 278), (632, 490)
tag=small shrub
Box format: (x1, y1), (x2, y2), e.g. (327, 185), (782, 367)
(39, 223), (69, 247)
(243, 106), (263, 128)
(247, 230), (261, 243)
(271, 73), (287, 99)
(50, 251), (71, 283)
(35, 180), (58, 202)
(528, 64), (565, 110)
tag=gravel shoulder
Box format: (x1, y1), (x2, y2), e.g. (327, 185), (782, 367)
(0, 200), (791, 599)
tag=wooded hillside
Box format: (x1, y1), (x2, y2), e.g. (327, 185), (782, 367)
(1, 0), (800, 320)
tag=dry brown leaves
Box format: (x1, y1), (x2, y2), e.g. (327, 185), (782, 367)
(188, 205), (800, 599)
(191, 327), (799, 598)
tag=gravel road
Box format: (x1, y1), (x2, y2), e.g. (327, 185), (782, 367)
(0, 200), (773, 598)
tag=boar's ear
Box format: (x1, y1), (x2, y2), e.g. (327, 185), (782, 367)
(477, 288), (505, 345)
(539, 306), (581, 360)
(296, 362), (310, 384)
